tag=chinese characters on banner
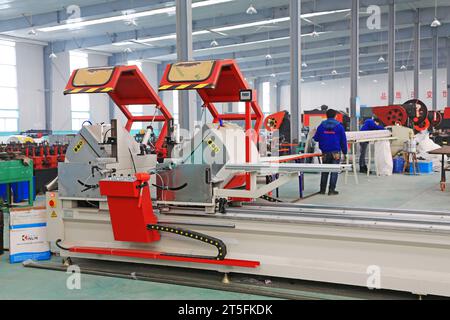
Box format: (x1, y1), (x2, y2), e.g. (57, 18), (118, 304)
(379, 90), (448, 101)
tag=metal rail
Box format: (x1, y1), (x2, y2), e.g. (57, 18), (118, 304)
(159, 202), (450, 234)
(23, 259), (432, 300)
(225, 163), (351, 173)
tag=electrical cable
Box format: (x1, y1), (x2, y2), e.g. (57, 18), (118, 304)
(55, 239), (70, 251)
(154, 172), (166, 202)
(129, 148), (137, 173)
(152, 182), (188, 191)
(103, 128), (112, 144)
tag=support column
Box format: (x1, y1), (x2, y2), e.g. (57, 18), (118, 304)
(432, 28), (438, 111)
(447, 38), (450, 107)
(388, 0), (395, 105)
(108, 55), (117, 120)
(289, 0), (301, 143)
(176, 0), (194, 131)
(350, 0), (359, 131)
(254, 78), (263, 108)
(43, 45), (53, 131)
(413, 9), (420, 99)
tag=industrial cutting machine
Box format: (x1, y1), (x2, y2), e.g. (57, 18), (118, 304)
(43, 60), (450, 298)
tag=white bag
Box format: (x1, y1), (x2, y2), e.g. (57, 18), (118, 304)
(9, 209), (50, 263)
(415, 131), (446, 171)
(374, 140), (393, 176)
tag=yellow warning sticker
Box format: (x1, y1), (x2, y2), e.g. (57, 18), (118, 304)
(206, 139), (220, 154)
(51, 211), (57, 218)
(73, 140), (84, 153)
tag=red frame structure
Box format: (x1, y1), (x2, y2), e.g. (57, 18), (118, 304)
(69, 246), (260, 268)
(159, 60), (264, 191)
(159, 60), (264, 161)
(64, 65), (173, 156)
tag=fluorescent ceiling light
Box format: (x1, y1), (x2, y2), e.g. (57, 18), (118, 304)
(112, 9), (336, 47)
(302, 9), (350, 19)
(37, 0), (234, 32)
(195, 37), (290, 52)
(193, 0), (234, 8)
(194, 32), (325, 53)
(213, 17), (290, 33)
(113, 17), (291, 46)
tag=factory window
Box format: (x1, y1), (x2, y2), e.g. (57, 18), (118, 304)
(128, 60), (143, 130)
(238, 102), (245, 113)
(172, 91), (179, 125)
(69, 51), (90, 131)
(262, 82), (271, 116)
(0, 40), (18, 132)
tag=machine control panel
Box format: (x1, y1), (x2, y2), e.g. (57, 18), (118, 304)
(239, 90), (253, 102)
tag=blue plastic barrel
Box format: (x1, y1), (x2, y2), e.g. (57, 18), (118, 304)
(11, 179), (36, 203)
(0, 184), (7, 201)
(393, 157), (405, 174)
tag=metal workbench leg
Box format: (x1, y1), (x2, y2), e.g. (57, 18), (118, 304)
(352, 143), (359, 185)
(367, 143), (371, 177)
(298, 173), (304, 198)
(441, 154), (446, 191)
(276, 174), (280, 198)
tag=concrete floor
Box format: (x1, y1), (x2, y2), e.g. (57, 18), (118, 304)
(280, 171), (447, 211)
(0, 253), (276, 300)
(0, 171), (448, 299)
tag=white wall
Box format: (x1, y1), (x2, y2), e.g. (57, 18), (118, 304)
(16, 42), (46, 131)
(278, 68), (449, 115)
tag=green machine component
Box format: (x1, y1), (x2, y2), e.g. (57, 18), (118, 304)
(0, 159), (34, 210)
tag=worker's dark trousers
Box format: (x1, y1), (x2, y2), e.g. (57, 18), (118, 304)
(359, 142), (369, 168)
(320, 152), (340, 192)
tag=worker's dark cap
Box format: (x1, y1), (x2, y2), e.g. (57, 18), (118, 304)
(326, 109), (337, 119)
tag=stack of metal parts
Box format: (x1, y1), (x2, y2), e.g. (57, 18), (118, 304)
(0, 142), (68, 193)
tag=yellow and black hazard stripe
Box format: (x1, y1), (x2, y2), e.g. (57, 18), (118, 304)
(64, 87), (114, 95)
(147, 224), (227, 261)
(159, 83), (215, 91)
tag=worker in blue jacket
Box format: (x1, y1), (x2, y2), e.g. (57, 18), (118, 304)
(313, 109), (348, 196)
(359, 118), (384, 173)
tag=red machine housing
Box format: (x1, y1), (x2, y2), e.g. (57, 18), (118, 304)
(64, 65), (173, 158)
(371, 99), (440, 132)
(99, 173), (160, 243)
(92, 172), (260, 268)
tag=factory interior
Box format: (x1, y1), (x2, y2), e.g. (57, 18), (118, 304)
(1, 0), (450, 304)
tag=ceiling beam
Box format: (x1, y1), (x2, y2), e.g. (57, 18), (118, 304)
(250, 58), (448, 82)
(47, 4), (450, 54)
